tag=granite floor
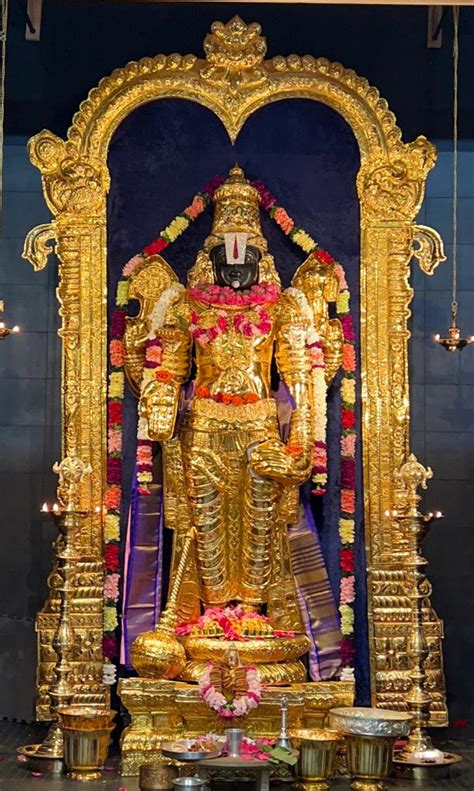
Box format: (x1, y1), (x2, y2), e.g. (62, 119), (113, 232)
(0, 721), (473, 790)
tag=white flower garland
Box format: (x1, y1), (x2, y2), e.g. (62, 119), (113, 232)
(148, 282), (185, 338)
(285, 287), (327, 488)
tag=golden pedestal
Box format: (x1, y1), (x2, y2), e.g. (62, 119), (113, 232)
(118, 678), (354, 776)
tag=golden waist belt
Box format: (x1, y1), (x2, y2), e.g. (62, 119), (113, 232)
(183, 397), (278, 432)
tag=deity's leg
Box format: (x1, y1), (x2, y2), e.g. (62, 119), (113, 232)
(240, 470), (277, 604)
(185, 452), (229, 606)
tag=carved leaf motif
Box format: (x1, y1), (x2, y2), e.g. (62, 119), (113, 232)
(22, 223), (56, 271)
(412, 225), (446, 275)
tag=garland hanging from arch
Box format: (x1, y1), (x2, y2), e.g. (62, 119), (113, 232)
(105, 176), (357, 680)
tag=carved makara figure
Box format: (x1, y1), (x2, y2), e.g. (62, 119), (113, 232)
(124, 167), (343, 683)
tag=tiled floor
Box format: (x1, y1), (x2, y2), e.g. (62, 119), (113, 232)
(0, 721), (473, 790)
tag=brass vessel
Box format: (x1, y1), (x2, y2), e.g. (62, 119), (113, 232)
(329, 708), (412, 791)
(291, 729), (341, 791)
(58, 706), (116, 781)
(139, 761), (178, 790)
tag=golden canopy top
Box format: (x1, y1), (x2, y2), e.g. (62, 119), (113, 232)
(206, 165), (267, 252)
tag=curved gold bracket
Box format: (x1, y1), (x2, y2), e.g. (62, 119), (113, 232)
(412, 224), (446, 276)
(22, 222), (57, 271)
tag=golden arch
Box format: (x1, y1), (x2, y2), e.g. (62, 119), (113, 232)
(23, 16), (447, 727)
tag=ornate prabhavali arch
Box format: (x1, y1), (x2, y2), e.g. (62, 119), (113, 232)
(23, 17), (447, 729)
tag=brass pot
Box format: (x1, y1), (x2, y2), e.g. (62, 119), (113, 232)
(344, 734), (397, 791)
(139, 761), (178, 790)
(328, 707), (412, 791)
(58, 706), (116, 781)
(291, 729), (341, 791)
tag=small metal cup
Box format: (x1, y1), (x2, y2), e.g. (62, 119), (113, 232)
(172, 778), (205, 789)
(225, 728), (245, 758)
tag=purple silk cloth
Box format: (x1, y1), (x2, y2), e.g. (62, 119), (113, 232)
(120, 482), (163, 668)
(276, 383), (342, 680)
(289, 495), (342, 680)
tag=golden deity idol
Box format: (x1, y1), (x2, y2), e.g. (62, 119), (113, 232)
(124, 166), (343, 685)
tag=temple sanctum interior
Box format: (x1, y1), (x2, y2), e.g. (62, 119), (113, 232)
(1, 2), (474, 790)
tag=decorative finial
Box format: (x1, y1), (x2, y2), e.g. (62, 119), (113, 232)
(393, 453), (433, 518)
(202, 16), (267, 93)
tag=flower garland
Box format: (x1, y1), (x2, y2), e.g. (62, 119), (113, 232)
(176, 604), (283, 640)
(189, 281), (280, 307)
(252, 181), (357, 679)
(199, 662), (262, 718)
(196, 386), (261, 406)
(103, 177), (223, 665)
(285, 286), (327, 495)
(106, 175), (358, 680)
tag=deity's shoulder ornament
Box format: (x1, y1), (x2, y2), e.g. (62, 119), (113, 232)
(123, 254), (180, 396)
(291, 253), (343, 384)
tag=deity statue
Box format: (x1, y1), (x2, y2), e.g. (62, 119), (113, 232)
(123, 166), (343, 685)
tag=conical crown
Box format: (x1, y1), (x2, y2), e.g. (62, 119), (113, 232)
(206, 165), (266, 250)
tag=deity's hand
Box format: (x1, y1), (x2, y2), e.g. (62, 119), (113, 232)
(139, 378), (179, 441)
(248, 438), (311, 486)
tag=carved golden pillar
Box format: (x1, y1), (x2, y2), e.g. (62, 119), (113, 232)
(24, 134), (109, 718)
(359, 145), (447, 724)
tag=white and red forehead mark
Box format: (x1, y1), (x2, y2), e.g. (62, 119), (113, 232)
(224, 232), (248, 265)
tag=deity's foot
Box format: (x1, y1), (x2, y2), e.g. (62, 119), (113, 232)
(180, 633), (311, 666)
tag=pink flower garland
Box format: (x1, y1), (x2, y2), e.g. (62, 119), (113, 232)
(199, 662), (262, 718)
(189, 281), (280, 307)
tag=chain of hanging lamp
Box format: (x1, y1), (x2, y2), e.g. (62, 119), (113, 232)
(0, 0), (19, 341)
(451, 5), (459, 324)
(434, 5), (473, 352)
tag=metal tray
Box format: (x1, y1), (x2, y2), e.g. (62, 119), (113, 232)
(161, 741), (222, 762)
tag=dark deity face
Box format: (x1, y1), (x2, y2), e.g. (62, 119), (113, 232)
(211, 243), (260, 290)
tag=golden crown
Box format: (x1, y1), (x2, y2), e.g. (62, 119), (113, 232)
(205, 165), (267, 250)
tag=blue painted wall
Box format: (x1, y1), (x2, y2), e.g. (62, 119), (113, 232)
(1, 2), (473, 727)
(0, 138), (61, 718)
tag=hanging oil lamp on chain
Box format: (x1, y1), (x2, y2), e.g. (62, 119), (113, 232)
(434, 7), (473, 352)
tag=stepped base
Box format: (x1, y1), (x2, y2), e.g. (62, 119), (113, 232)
(118, 678), (354, 776)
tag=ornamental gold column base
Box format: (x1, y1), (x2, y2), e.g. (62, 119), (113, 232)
(118, 678), (354, 776)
